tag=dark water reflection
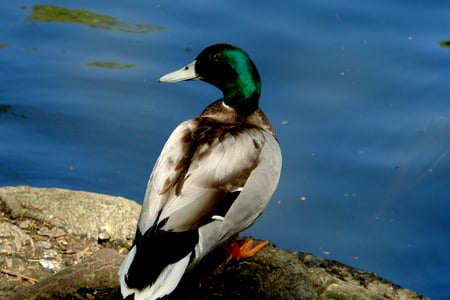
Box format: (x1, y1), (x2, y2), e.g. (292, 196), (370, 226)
(1, 1), (450, 298)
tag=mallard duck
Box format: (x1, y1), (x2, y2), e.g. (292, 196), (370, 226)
(118, 43), (282, 300)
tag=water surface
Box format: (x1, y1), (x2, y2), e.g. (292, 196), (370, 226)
(1, 1), (449, 298)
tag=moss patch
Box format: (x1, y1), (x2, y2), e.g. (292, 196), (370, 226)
(439, 40), (450, 49)
(28, 5), (164, 34)
(86, 61), (137, 69)
(0, 104), (12, 115)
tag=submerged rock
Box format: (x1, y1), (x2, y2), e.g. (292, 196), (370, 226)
(27, 5), (165, 35)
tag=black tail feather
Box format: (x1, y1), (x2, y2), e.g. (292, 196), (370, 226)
(125, 224), (199, 290)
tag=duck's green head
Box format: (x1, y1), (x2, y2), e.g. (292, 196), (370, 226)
(160, 43), (261, 115)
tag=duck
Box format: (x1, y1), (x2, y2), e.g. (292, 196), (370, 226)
(118, 43), (282, 300)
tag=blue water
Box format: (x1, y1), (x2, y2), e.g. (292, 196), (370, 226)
(1, 1), (449, 298)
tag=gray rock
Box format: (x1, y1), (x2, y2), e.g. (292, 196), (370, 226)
(0, 186), (430, 300)
(322, 283), (387, 300)
(0, 222), (33, 255)
(0, 186), (140, 247)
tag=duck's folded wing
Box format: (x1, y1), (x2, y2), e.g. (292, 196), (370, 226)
(137, 118), (276, 234)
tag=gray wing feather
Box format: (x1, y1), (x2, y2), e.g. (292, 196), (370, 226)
(137, 119), (280, 235)
(193, 130), (281, 263)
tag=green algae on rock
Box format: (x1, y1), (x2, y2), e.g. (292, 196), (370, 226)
(0, 104), (12, 115)
(86, 61), (137, 69)
(439, 40), (450, 49)
(27, 5), (165, 34)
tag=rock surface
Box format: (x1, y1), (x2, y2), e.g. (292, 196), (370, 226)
(0, 186), (429, 300)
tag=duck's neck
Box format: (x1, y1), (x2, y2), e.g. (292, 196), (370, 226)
(221, 50), (261, 115)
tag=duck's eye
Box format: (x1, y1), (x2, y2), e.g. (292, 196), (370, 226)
(210, 53), (219, 63)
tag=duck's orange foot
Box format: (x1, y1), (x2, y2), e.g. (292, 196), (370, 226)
(225, 237), (270, 262)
